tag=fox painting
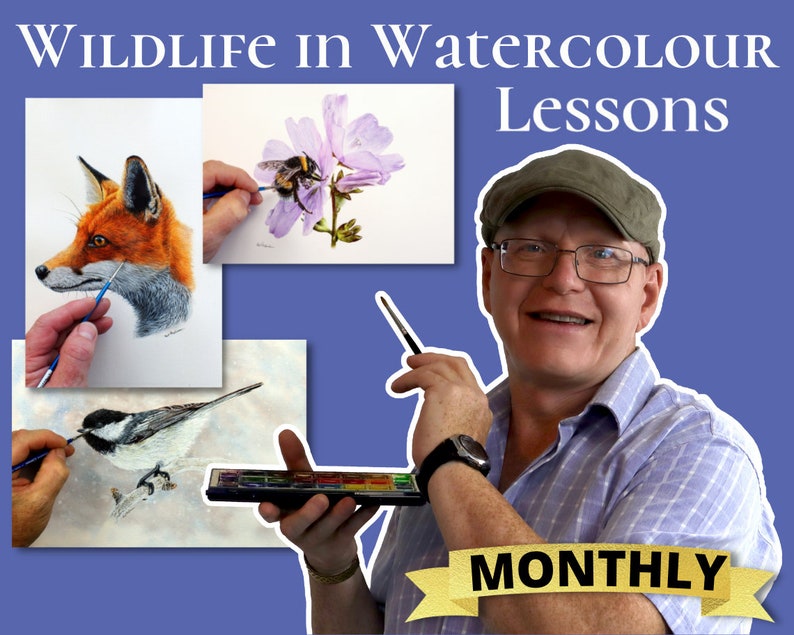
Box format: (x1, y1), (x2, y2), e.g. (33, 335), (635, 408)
(35, 156), (194, 337)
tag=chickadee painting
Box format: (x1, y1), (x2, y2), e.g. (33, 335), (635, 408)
(78, 382), (263, 493)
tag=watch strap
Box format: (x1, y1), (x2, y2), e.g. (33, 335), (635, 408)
(416, 435), (489, 501)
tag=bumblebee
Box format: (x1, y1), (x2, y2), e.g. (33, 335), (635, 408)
(257, 153), (322, 214)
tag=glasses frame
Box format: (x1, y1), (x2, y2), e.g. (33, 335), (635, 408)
(491, 238), (650, 285)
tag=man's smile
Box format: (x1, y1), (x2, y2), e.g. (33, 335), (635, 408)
(529, 312), (592, 326)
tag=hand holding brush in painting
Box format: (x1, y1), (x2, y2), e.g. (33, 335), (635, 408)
(202, 160), (263, 262)
(25, 296), (114, 387)
(11, 429), (76, 547)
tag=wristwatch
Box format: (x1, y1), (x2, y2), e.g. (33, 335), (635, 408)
(416, 434), (491, 501)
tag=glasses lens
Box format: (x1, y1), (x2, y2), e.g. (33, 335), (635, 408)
(499, 239), (556, 277)
(575, 245), (633, 283)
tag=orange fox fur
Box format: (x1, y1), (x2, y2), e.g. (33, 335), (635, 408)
(36, 156), (194, 337)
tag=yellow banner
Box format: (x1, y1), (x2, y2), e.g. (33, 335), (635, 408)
(405, 543), (774, 623)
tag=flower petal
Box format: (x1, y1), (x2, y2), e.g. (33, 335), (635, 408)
(266, 199), (303, 238)
(323, 94), (349, 158)
(286, 117), (324, 162)
(345, 113), (394, 155)
(300, 186), (327, 234)
(378, 152), (405, 175)
(336, 170), (386, 192)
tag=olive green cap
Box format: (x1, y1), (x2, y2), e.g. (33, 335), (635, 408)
(479, 147), (664, 263)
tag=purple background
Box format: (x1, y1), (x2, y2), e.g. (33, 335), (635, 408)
(3, 2), (789, 633)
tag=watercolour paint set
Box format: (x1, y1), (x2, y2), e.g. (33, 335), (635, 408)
(205, 468), (425, 507)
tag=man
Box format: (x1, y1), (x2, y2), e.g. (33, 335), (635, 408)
(260, 145), (781, 633)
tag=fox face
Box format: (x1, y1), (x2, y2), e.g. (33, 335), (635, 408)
(35, 156), (194, 337)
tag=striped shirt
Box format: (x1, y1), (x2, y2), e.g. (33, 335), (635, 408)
(370, 346), (781, 634)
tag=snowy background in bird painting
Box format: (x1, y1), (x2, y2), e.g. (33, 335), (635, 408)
(11, 339), (306, 547)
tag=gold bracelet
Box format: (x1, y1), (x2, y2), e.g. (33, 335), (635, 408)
(304, 554), (360, 585)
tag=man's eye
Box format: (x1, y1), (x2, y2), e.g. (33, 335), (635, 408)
(516, 242), (545, 254)
(591, 247), (615, 259)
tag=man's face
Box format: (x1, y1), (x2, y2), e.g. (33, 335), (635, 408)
(481, 192), (663, 392)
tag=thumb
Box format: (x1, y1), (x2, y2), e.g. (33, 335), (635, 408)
(278, 428), (314, 471)
(206, 190), (253, 235)
(35, 448), (71, 498)
(203, 190), (254, 262)
(51, 322), (98, 387)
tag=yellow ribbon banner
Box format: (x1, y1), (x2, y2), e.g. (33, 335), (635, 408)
(405, 543), (774, 623)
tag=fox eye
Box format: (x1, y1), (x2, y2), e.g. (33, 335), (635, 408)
(89, 235), (109, 248)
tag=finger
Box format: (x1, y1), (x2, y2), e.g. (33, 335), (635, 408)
(204, 190), (252, 229)
(390, 361), (451, 394)
(337, 504), (381, 540)
(90, 316), (114, 335)
(85, 296), (111, 318)
(391, 353), (478, 394)
(296, 496), (361, 547)
(11, 429), (68, 464)
(47, 322), (98, 387)
(259, 491), (332, 536)
(278, 494), (332, 542)
(26, 297), (102, 355)
(203, 160), (263, 202)
(35, 448), (71, 496)
(203, 191), (256, 262)
(278, 428), (314, 471)
(258, 501), (283, 524)
(84, 298), (113, 335)
(295, 499), (380, 559)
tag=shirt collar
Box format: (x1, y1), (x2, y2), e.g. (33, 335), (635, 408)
(487, 345), (659, 445)
(586, 345), (659, 435)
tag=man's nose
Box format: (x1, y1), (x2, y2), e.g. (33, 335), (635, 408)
(542, 249), (584, 290)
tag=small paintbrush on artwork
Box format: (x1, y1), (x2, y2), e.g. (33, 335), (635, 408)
(37, 261), (125, 388)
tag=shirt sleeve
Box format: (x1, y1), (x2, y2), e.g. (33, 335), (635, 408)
(598, 428), (778, 634)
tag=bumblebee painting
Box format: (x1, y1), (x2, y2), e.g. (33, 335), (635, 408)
(257, 153), (322, 214)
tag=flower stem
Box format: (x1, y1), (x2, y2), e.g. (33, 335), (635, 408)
(330, 187), (340, 248)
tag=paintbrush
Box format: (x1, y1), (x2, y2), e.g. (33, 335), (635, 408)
(379, 293), (423, 355)
(203, 186), (267, 200)
(12, 433), (85, 473)
(37, 261), (125, 388)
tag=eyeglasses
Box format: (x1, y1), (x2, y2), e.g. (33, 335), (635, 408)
(492, 238), (649, 285)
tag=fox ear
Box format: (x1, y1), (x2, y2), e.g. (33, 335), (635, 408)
(78, 156), (119, 203)
(122, 155), (163, 222)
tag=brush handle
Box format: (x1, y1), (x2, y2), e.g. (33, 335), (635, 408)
(35, 360), (58, 388)
(203, 186), (267, 199)
(379, 295), (423, 354)
(11, 435), (82, 473)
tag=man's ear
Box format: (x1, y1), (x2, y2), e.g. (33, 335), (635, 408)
(481, 247), (495, 316)
(637, 262), (664, 334)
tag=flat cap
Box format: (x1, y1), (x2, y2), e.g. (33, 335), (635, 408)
(479, 146), (664, 262)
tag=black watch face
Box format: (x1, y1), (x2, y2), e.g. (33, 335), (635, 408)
(458, 435), (487, 460)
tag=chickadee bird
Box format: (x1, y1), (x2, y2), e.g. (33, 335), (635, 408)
(78, 382), (263, 493)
